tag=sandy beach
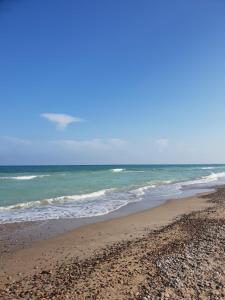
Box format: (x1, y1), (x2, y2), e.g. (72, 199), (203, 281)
(1, 186), (225, 299)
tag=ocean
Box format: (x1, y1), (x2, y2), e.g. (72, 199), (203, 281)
(0, 164), (225, 224)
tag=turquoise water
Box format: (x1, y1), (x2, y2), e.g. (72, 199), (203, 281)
(0, 164), (225, 223)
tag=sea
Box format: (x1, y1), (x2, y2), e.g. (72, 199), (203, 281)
(0, 164), (225, 224)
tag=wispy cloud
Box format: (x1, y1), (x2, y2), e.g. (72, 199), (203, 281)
(1, 136), (31, 145)
(53, 138), (127, 151)
(0, 137), (128, 165)
(1, 135), (225, 164)
(41, 113), (84, 130)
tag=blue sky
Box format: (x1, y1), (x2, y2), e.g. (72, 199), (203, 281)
(0, 0), (225, 164)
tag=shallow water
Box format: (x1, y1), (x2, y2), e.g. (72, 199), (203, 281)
(0, 164), (225, 223)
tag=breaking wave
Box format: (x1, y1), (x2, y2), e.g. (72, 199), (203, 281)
(0, 189), (113, 211)
(0, 175), (50, 181)
(132, 185), (156, 196)
(111, 168), (125, 173)
(181, 172), (225, 187)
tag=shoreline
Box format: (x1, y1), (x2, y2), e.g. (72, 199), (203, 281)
(0, 189), (213, 251)
(0, 186), (215, 255)
(0, 189), (214, 282)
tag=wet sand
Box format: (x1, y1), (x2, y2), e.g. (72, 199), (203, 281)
(0, 187), (225, 299)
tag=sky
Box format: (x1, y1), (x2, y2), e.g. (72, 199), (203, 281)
(0, 0), (225, 165)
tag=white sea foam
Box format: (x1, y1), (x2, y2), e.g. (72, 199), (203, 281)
(0, 198), (131, 223)
(0, 188), (137, 223)
(124, 170), (145, 173)
(0, 189), (113, 211)
(111, 168), (146, 173)
(204, 172), (225, 179)
(111, 168), (125, 172)
(181, 172), (225, 187)
(0, 175), (50, 180)
(132, 185), (156, 196)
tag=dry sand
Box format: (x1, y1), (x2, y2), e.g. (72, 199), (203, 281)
(0, 187), (225, 299)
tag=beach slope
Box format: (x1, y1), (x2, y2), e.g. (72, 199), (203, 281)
(0, 187), (225, 299)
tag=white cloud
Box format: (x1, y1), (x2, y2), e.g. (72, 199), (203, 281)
(41, 113), (83, 129)
(155, 138), (169, 152)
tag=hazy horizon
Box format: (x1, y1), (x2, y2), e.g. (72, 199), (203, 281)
(0, 163), (225, 167)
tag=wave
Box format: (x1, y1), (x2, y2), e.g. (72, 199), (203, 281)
(124, 170), (145, 173)
(0, 198), (132, 223)
(0, 189), (113, 211)
(111, 168), (145, 173)
(132, 185), (156, 196)
(203, 172), (225, 180)
(111, 168), (125, 173)
(0, 175), (50, 181)
(181, 172), (225, 187)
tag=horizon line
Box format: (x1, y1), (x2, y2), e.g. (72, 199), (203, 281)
(0, 163), (225, 167)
